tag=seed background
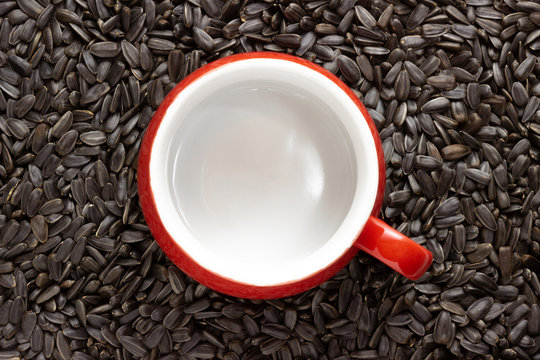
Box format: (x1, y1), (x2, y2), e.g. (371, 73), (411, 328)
(0, 0), (539, 359)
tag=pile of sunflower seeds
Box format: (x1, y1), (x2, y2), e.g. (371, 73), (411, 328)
(0, 0), (540, 358)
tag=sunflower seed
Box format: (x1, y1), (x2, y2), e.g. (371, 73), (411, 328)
(433, 311), (453, 345)
(422, 97), (451, 113)
(337, 55), (360, 83)
(90, 41), (121, 57)
(119, 336), (147, 357)
(515, 55), (536, 81)
(441, 144), (471, 160)
(274, 34), (301, 48)
(407, 4), (429, 30)
(474, 205), (498, 230)
(192, 27), (215, 51)
(80, 83), (110, 105)
(355, 6), (376, 29)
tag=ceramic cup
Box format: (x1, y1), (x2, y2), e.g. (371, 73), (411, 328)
(138, 52), (433, 299)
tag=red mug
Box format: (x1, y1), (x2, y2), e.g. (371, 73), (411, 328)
(138, 52), (433, 299)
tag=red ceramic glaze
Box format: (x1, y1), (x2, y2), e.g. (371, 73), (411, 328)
(138, 52), (432, 299)
(358, 217), (433, 280)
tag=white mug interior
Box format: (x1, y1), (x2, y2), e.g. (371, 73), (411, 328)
(149, 57), (379, 286)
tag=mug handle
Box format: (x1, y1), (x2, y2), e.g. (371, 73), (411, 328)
(354, 216), (433, 280)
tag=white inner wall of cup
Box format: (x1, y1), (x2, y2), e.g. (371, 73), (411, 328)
(150, 58), (379, 286)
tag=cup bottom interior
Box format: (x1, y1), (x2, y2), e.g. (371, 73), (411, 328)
(170, 80), (356, 263)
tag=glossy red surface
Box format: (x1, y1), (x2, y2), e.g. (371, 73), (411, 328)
(138, 52), (425, 299)
(356, 217), (433, 280)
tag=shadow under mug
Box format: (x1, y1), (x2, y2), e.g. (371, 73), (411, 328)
(138, 52), (433, 299)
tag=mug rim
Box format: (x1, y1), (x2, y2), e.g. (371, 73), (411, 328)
(138, 52), (386, 299)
